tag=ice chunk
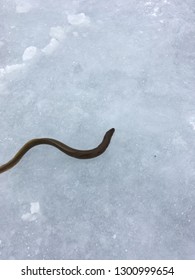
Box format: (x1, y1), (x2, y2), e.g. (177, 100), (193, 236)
(30, 202), (40, 214)
(41, 38), (59, 55)
(49, 26), (66, 41)
(67, 13), (90, 26)
(6, 63), (25, 73)
(16, 0), (32, 13)
(21, 202), (40, 222)
(22, 46), (38, 61)
(189, 117), (195, 130)
(21, 213), (36, 222)
(0, 63), (25, 77)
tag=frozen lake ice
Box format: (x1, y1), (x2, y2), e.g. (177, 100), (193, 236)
(0, 0), (195, 259)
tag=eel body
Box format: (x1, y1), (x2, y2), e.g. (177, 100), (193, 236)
(0, 128), (115, 173)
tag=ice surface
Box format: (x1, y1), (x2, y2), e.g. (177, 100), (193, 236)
(0, 0), (195, 259)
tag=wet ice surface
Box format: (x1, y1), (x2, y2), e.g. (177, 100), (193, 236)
(0, 0), (195, 259)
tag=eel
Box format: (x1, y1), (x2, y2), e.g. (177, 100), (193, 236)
(0, 128), (115, 173)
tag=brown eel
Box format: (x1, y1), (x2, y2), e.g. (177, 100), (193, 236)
(0, 128), (115, 173)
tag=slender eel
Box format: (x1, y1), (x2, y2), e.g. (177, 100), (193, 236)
(0, 128), (115, 173)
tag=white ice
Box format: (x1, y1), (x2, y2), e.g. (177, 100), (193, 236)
(67, 13), (91, 26)
(22, 46), (38, 61)
(15, 0), (32, 14)
(0, 0), (195, 260)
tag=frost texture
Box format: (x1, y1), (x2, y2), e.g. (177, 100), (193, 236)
(0, 0), (195, 259)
